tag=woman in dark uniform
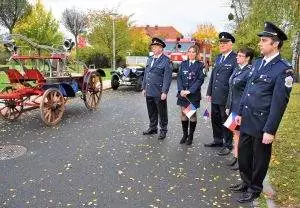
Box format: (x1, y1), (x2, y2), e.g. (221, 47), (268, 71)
(177, 45), (205, 145)
(225, 47), (254, 170)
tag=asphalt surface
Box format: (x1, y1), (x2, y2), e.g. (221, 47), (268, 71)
(0, 76), (251, 208)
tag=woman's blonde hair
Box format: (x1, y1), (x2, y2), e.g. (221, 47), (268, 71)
(188, 45), (200, 55)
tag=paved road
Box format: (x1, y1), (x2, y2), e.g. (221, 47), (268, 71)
(0, 76), (251, 208)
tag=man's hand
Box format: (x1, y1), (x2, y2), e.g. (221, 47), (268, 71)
(161, 93), (167, 100)
(207, 96), (211, 102)
(235, 116), (242, 125)
(180, 90), (186, 97)
(262, 132), (275, 144)
(180, 90), (190, 97)
(225, 109), (230, 115)
(142, 90), (146, 97)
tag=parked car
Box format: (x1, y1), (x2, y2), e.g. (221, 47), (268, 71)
(110, 65), (145, 91)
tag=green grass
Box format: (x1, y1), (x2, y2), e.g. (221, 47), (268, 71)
(103, 68), (112, 81)
(0, 71), (9, 91)
(266, 83), (300, 207)
(258, 195), (268, 208)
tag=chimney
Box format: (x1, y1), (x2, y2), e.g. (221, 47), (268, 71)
(155, 25), (158, 30)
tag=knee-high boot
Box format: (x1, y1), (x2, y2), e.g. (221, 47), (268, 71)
(186, 121), (197, 145)
(180, 120), (189, 144)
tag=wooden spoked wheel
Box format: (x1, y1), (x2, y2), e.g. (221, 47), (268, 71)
(0, 87), (23, 121)
(40, 88), (65, 126)
(83, 72), (102, 110)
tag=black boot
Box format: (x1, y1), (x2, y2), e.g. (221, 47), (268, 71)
(180, 120), (189, 144)
(186, 121), (196, 145)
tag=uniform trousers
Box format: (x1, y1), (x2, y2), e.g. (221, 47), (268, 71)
(146, 96), (168, 133)
(238, 132), (272, 194)
(211, 103), (233, 149)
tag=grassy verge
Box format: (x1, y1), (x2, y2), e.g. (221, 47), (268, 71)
(258, 195), (268, 208)
(103, 68), (112, 81)
(266, 83), (300, 207)
(0, 71), (9, 91)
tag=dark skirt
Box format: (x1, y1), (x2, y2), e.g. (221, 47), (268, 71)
(176, 94), (200, 108)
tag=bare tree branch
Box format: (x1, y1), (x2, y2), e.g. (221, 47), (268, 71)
(61, 8), (88, 47)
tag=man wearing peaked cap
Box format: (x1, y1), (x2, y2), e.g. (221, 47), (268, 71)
(219, 32), (236, 43)
(205, 32), (237, 157)
(142, 37), (172, 140)
(233, 22), (294, 203)
(150, 37), (166, 48)
(257, 21), (287, 41)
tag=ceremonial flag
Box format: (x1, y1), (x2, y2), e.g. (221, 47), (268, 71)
(183, 103), (197, 119)
(223, 112), (238, 131)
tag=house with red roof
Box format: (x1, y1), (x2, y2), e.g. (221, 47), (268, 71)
(133, 25), (183, 39)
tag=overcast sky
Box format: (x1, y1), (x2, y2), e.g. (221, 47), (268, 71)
(38, 0), (232, 38)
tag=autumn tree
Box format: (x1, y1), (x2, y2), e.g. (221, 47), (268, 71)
(13, 1), (63, 47)
(88, 9), (132, 66)
(193, 24), (218, 41)
(129, 28), (150, 56)
(192, 24), (219, 58)
(0, 0), (32, 34)
(230, 0), (299, 60)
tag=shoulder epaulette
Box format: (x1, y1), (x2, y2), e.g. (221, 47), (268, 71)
(280, 58), (292, 67)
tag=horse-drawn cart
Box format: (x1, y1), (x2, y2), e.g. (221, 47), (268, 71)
(0, 34), (105, 125)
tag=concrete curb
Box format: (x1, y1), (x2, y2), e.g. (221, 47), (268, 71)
(263, 174), (277, 208)
(102, 80), (111, 91)
(252, 174), (277, 208)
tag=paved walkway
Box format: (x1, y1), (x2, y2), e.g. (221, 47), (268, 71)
(0, 76), (252, 208)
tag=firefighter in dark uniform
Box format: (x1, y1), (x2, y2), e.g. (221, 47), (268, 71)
(177, 45), (205, 145)
(232, 22), (294, 203)
(225, 47), (254, 171)
(204, 32), (237, 156)
(142, 37), (173, 140)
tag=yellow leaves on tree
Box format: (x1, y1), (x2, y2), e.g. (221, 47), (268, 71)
(13, 0), (63, 46)
(192, 24), (218, 42)
(129, 28), (150, 56)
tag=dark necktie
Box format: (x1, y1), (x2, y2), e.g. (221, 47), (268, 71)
(258, 59), (266, 71)
(151, 57), (157, 67)
(220, 55), (225, 64)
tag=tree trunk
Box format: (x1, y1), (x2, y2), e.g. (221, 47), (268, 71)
(292, 32), (300, 83)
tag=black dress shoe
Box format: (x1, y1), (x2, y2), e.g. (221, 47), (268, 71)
(237, 192), (260, 203)
(143, 128), (158, 135)
(180, 134), (188, 144)
(158, 132), (166, 140)
(231, 162), (239, 171)
(218, 147), (231, 156)
(204, 142), (223, 147)
(229, 183), (248, 192)
(226, 157), (237, 166)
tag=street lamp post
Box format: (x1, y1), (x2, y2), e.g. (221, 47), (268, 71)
(111, 13), (117, 71)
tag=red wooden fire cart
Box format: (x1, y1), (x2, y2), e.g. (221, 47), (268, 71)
(0, 34), (105, 126)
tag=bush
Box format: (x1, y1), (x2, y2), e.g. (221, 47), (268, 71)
(0, 45), (10, 65)
(75, 47), (110, 68)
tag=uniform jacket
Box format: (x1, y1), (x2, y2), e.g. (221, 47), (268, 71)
(177, 60), (205, 103)
(142, 54), (173, 97)
(226, 64), (251, 113)
(238, 55), (294, 138)
(207, 51), (237, 105)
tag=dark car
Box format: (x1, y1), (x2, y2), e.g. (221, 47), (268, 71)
(110, 65), (145, 91)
